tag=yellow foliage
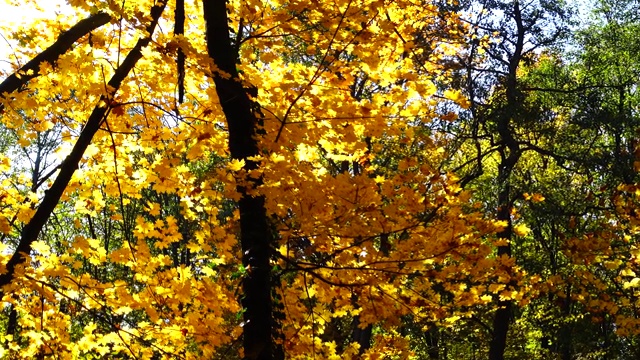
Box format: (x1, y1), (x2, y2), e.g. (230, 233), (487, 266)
(512, 223), (531, 237)
(0, 0), (525, 358)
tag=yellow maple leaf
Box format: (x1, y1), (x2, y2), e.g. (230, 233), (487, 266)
(621, 269), (636, 277)
(523, 192), (545, 202)
(623, 278), (640, 289)
(443, 89), (471, 109)
(512, 223), (530, 237)
(145, 202), (161, 216)
(228, 159), (245, 171)
(31, 241), (51, 256)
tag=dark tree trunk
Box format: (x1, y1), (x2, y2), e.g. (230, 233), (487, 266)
(6, 304), (17, 336)
(202, 1), (281, 359)
(488, 2), (525, 358)
(425, 326), (439, 359)
(488, 166), (515, 360)
(351, 316), (373, 354)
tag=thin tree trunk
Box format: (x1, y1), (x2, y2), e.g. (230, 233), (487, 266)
(488, 164), (515, 360)
(488, 1), (525, 357)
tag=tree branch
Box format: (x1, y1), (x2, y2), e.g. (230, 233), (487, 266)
(0, 1), (166, 290)
(0, 12), (112, 112)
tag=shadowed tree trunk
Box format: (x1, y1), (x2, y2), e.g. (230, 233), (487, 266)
(202, 1), (282, 359)
(351, 310), (373, 354)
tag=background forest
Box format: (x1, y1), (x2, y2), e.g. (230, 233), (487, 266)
(0, 0), (639, 359)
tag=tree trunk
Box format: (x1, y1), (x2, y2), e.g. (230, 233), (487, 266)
(202, 1), (281, 359)
(488, 1), (525, 357)
(351, 315), (373, 354)
(488, 167), (515, 360)
(425, 326), (439, 359)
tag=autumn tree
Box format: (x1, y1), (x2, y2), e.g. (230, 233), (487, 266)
(0, 0), (510, 359)
(423, 1), (574, 358)
(426, 0), (640, 359)
(6, 0), (640, 359)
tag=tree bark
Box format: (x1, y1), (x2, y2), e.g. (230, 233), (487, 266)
(202, 1), (281, 359)
(488, 2), (525, 358)
(351, 315), (373, 354)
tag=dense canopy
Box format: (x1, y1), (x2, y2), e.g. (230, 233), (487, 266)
(0, 0), (639, 359)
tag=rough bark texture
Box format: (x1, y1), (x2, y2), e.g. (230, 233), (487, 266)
(0, 2), (166, 290)
(202, 1), (281, 359)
